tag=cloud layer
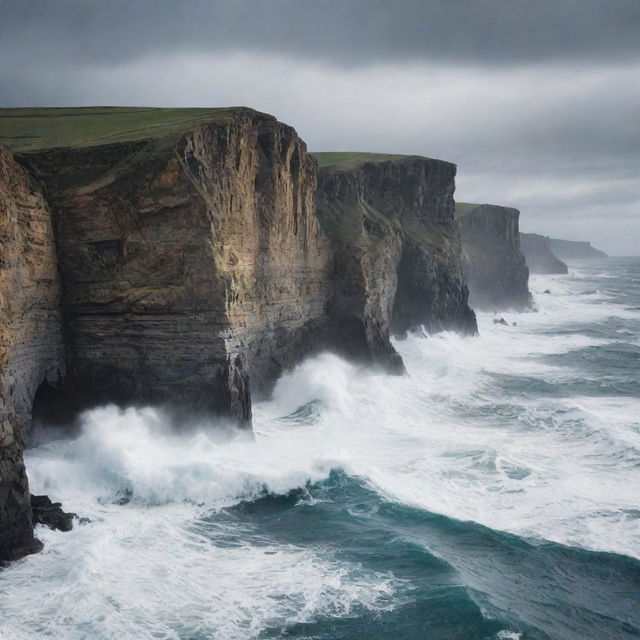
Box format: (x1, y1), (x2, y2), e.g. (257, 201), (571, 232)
(1, 0), (638, 253)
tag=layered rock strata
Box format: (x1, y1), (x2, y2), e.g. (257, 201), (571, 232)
(315, 154), (477, 355)
(456, 203), (531, 310)
(520, 233), (569, 274)
(0, 145), (65, 561)
(15, 109), (336, 421)
(1, 109), (479, 561)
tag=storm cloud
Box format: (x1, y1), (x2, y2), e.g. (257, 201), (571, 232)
(1, 0), (638, 253)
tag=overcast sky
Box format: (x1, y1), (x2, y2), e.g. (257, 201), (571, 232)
(1, 0), (638, 254)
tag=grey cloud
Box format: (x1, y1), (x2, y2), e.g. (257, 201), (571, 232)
(1, 0), (639, 70)
(0, 1), (637, 253)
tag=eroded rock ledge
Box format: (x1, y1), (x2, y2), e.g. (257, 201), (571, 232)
(456, 203), (531, 311)
(1, 108), (477, 561)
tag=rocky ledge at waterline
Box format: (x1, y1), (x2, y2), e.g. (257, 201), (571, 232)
(0, 107), (477, 562)
(455, 203), (531, 310)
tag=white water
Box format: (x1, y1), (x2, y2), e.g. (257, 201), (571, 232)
(2, 268), (639, 638)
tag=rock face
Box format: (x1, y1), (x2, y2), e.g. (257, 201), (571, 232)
(456, 203), (531, 310)
(16, 109), (335, 423)
(1, 109), (480, 562)
(548, 238), (608, 260)
(520, 233), (569, 274)
(0, 145), (65, 561)
(315, 154), (477, 356)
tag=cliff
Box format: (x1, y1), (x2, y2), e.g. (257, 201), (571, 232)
(314, 153), (477, 350)
(4, 107), (340, 424)
(548, 238), (608, 260)
(0, 110), (478, 561)
(520, 233), (569, 274)
(0, 146), (65, 561)
(455, 203), (531, 310)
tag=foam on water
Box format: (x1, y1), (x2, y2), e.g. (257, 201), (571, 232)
(1, 259), (639, 638)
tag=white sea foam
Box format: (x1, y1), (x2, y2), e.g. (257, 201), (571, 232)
(1, 263), (639, 638)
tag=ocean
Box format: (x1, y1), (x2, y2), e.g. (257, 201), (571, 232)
(1, 258), (639, 639)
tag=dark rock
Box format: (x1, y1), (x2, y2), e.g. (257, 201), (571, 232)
(456, 203), (531, 311)
(520, 233), (569, 274)
(31, 495), (75, 532)
(1, 110), (483, 563)
(493, 317), (508, 326)
(316, 154), (477, 349)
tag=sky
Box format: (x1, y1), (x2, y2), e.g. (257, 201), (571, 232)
(1, 0), (638, 254)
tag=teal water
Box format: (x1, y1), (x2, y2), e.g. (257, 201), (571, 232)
(1, 258), (639, 639)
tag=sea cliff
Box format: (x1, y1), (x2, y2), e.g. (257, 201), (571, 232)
(548, 238), (608, 260)
(520, 233), (569, 274)
(1, 108), (477, 561)
(314, 152), (476, 365)
(455, 203), (530, 310)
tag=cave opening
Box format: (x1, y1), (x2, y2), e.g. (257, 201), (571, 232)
(30, 380), (80, 443)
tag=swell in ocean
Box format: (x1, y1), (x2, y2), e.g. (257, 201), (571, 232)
(1, 258), (639, 639)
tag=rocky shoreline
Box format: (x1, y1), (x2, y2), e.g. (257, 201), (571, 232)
(0, 106), (575, 562)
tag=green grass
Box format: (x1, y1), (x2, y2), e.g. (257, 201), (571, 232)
(453, 202), (481, 220)
(0, 106), (250, 151)
(312, 151), (416, 171)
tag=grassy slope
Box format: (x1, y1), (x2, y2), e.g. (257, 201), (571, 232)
(312, 151), (415, 171)
(453, 202), (481, 220)
(0, 107), (247, 151)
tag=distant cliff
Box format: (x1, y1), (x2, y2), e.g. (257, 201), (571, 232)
(548, 238), (608, 260)
(0, 109), (478, 562)
(455, 203), (530, 310)
(520, 233), (569, 274)
(315, 152), (476, 352)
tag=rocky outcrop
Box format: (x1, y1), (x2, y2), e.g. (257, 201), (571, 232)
(30, 494), (75, 532)
(548, 238), (608, 260)
(315, 154), (476, 354)
(520, 233), (569, 274)
(0, 145), (65, 562)
(456, 203), (531, 310)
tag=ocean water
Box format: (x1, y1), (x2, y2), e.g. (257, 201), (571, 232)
(1, 257), (639, 640)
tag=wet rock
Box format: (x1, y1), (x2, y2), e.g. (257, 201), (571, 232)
(493, 317), (508, 326)
(30, 495), (75, 532)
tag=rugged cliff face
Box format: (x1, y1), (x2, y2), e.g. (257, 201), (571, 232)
(1, 110), (480, 562)
(315, 153), (477, 345)
(0, 146), (65, 561)
(13, 108), (334, 423)
(548, 238), (608, 260)
(455, 203), (531, 310)
(520, 233), (569, 274)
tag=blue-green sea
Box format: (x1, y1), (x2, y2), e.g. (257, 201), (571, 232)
(1, 258), (639, 639)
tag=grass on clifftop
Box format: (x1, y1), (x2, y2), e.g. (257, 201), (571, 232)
(453, 202), (481, 220)
(0, 107), (247, 151)
(312, 151), (415, 171)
